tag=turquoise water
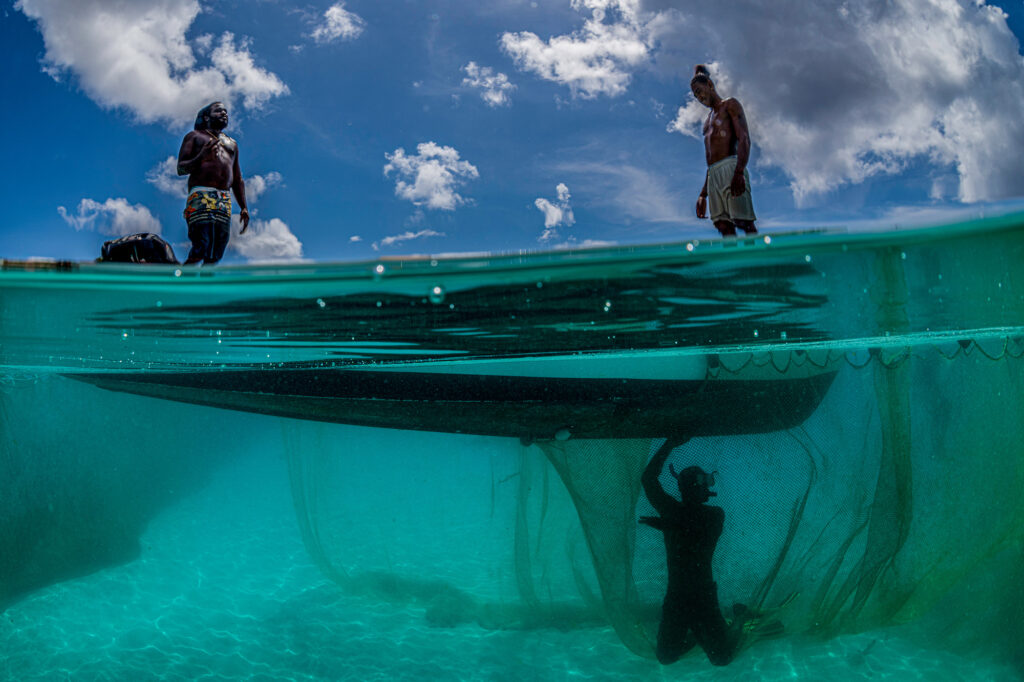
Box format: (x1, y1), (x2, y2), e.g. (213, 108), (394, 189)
(2, 217), (1024, 680)
(2, 448), (1019, 682)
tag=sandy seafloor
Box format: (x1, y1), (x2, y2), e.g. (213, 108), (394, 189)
(2, 450), (1020, 682)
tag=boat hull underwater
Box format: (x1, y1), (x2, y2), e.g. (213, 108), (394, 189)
(71, 353), (838, 440)
(33, 231), (862, 441)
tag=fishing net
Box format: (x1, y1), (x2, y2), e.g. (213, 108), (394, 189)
(283, 337), (1024, 659)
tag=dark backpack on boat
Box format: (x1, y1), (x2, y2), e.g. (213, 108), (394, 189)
(100, 233), (179, 264)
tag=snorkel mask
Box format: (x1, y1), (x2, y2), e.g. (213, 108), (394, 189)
(670, 464), (717, 498)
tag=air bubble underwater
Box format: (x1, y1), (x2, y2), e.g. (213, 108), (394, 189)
(429, 286), (445, 304)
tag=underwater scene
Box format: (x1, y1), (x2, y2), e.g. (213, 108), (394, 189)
(2, 216), (1023, 681)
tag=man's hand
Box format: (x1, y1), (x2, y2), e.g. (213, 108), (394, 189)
(239, 208), (250, 234)
(696, 194), (708, 219)
(177, 134), (219, 175)
(197, 137), (218, 160)
(730, 171), (746, 198)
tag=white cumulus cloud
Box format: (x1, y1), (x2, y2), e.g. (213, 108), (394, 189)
(372, 229), (445, 251)
(146, 157), (186, 197)
(310, 2), (365, 44)
(648, 0), (1024, 204)
(245, 172), (284, 201)
(383, 143), (480, 211)
(666, 99), (705, 139)
(462, 62), (516, 107)
(534, 183), (576, 242)
(16, 0), (288, 125)
(229, 216), (305, 263)
(58, 198), (162, 236)
(501, 0), (651, 98)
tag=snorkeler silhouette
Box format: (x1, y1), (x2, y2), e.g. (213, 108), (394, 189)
(640, 437), (741, 666)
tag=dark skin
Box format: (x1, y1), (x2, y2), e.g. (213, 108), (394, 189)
(691, 81), (755, 236)
(642, 439), (722, 596)
(642, 438), (739, 666)
(177, 102), (249, 233)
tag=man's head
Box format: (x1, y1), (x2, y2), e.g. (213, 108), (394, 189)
(671, 464), (716, 504)
(690, 64), (716, 106)
(194, 101), (228, 131)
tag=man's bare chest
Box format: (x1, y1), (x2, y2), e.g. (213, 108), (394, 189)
(211, 134), (237, 161)
(703, 109), (733, 143)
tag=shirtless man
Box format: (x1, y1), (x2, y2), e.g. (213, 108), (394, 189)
(176, 102), (249, 264)
(690, 65), (756, 237)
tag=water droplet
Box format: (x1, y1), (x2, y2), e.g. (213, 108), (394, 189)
(449, 303), (455, 310)
(174, 269), (182, 277)
(317, 298), (326, 308)
(376, 301), (383, 308)
(430, 259), (438, 267)
(686, 243), (695, 252)
(375, 264), (385, 275)
(763, 236), (772, 245)
(536, 281), (544, 289)
(804, 254), (812, 262)
(429, 285), (445, 304)
(753, 329), (759, 337)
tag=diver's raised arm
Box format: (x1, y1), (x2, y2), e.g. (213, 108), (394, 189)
(642, 438), (688, 514)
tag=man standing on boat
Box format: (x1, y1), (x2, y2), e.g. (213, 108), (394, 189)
(177, 102), (249, 265)
(690, 65), (757, 237)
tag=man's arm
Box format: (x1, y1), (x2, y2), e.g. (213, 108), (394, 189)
(177, 131), (216, 176)
(642, 438), (687, 515)
(231, 149), (249, 233)
(727, 99), (751, 197)
(696, 176), (708, 219)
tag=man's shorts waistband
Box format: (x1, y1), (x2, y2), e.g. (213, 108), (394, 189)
(708, 156), (738, 172)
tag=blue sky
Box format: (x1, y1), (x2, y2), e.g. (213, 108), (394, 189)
(3, 0), (1024, 263)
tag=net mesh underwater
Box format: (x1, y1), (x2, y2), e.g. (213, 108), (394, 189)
(282, 339), (1024, 662)
(2, 216), (1024, 671)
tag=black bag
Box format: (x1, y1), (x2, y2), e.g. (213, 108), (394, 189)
(100, 233), (179, 264)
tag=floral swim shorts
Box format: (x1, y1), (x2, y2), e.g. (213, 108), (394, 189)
(183, 186), (232, 227)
